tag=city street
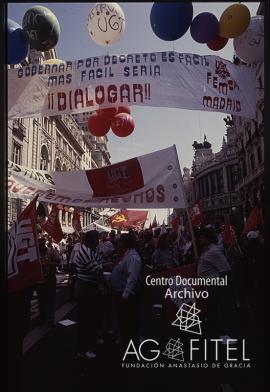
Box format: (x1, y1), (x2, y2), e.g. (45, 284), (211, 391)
(29, 273), (72, 330)
(6, 2), (265, 392)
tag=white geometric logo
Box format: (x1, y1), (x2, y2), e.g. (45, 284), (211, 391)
(163, 338), (184, 361)
(171, 303), (202, 335)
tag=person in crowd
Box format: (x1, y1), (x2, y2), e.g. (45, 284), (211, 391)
(110, 234), (142, 348)
(67, 235), (83, 297)
(36, 236), (60, 327)
(197, 227), (232, 340)
(153, 228), (161, 248)
(137, 230), (155, 268)
(59, 241), (67, 273)
(169, 231), (183, 266)
(116, 229), (121, 240)
(109, 230), (117, 250)
(216, 226), (226, 254)
(152, 233), (176, 269)
(74, 230), (104, 360)
(97, 231), (115, 270)
(65, 235), (75, 272)
(182, 233), (193, 264)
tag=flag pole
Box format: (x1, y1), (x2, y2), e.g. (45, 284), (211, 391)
(173, 145), (199, 260)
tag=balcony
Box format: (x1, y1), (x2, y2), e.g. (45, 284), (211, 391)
(13, 120), (26, 137)
(55, 115), (85, 154)
(202, 192), (241, 210)
(235, 164), (264, 191)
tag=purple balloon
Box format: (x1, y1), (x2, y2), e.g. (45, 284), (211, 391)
(190, 12), (219, 44)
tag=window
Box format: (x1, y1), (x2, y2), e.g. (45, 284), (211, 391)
(44, 117), (48, 131)
(62, 211), (66, 223)
(68, 212), (71, 225)
(12, 143), (22, 164)
(210, 173), (216, 195)
(56, 133), (61, 147)
(227, 165), (238, 191)
(40, 145), (49, 170)
(55, 158), (61, 171)
(216, 169), (224, 194)
(63, 141), (67, 153)
(205, 176), (209, 197)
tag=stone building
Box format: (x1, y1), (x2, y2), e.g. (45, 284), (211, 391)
(190, 129), (243, 227)
(8, 48), (111, 232)
(73, 112), (111, 168)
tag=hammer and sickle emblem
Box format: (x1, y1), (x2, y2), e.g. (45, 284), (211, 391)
(112, 214), (127, 223)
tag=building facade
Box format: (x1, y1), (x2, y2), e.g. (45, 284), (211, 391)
(190, 129), (243, 227)
(8, 49), (111, 232)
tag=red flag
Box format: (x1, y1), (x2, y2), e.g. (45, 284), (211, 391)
(110, 210), (148, 229)
(72, 208), (82, 236)
(151, 215), (157, 228)
(42, 204), (64, 243)
(8, 196), (43, 293)
(243, 207), (263, 234)
(222, 215), (236, 245)
(191, 200), (204, 227)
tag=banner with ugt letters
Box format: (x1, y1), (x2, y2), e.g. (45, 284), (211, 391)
(7, 145), (187, 210)
(8, 51), (256, 119)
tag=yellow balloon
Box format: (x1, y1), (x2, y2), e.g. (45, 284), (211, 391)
(43, 58), (66, 65)
(219, 4), (251, 39)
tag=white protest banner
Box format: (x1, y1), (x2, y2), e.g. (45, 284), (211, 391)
(8, 51), (256, 119)
(8, 145), (187, 209)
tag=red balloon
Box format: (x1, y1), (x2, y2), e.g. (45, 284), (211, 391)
(117, 106), (131, 115)
(207, 35), (228, 51)
(87, 112), (111, 137)
(97, 107), (118, 120)
(111, 113), (135, 137)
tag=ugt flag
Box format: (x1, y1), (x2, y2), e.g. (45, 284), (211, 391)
(8, 145), (187, 209)
(243, 207), (263, 234)
(110, 210), (148, 229)
(42, 204), (64, 243)
(191, 200), (204, 227)
(8, 195), (43, 293)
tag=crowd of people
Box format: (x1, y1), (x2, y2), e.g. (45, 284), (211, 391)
(8, 219), (264, 392)
(31, 221), (264, 360)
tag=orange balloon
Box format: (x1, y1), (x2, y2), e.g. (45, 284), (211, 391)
(219, 4), (250, 38)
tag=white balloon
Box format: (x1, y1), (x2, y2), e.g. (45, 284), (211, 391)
(87, 3), (125, 46)
(233, 16), (264, 64)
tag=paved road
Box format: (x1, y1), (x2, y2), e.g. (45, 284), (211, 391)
(29, 273), (72, 329)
